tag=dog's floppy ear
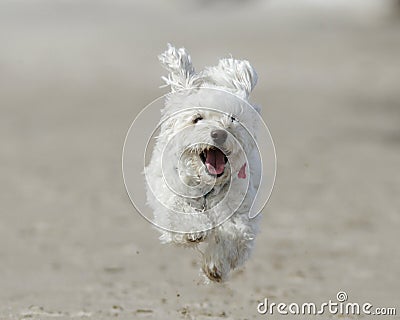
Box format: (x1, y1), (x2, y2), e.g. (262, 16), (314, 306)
(202, 58), (258, 99)
(159, 44), (198, 92)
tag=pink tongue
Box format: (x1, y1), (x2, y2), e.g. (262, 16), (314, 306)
(205, 149), (225, 175)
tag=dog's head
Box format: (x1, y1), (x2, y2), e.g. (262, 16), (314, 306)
(157, 45), (260, 191)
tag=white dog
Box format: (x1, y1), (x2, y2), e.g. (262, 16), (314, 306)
(145, 44), (262, 282)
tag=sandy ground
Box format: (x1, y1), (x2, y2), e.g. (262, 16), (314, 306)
(0, 1), (399, 319)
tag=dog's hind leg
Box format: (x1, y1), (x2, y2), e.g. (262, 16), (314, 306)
(201, 214), (258, 282)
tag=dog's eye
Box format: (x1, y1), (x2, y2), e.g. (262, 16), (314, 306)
(230, 115), (238, 123)
(192, 116), (203, 124)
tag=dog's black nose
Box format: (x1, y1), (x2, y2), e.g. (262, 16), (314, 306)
(211, 129), (227, 145)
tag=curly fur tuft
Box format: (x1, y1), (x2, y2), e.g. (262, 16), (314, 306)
(158, 43), (198, 92)
(159, 44), (258, 99)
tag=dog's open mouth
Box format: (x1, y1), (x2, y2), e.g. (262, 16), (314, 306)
(200, 147), (228, 177)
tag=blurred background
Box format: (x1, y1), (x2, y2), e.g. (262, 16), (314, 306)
(1, 0), (399, 319)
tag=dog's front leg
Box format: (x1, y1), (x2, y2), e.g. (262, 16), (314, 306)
(157, 209), (211, 246)
(159, 229), (209, 247)
(202, 215), (258, 282)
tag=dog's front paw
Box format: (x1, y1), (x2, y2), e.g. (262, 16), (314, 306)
(167, 231), (208, 247)
(184, 231), (208, 243)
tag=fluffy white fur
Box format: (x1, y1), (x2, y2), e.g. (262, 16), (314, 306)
(145, 44), (262, 282)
